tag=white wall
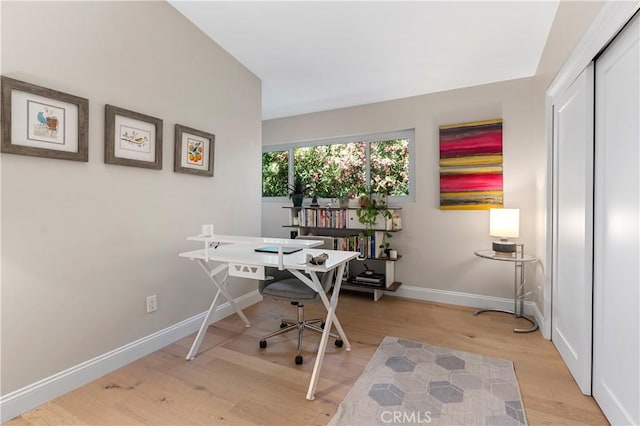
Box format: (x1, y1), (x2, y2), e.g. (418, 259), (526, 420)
(263, 79), (538, 303)
(1, 1), (261, 394)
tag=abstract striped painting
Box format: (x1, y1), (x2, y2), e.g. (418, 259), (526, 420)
(439, 119), (503, 210)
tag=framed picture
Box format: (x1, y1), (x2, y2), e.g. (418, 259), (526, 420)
(174, 124), (215, 177)
(439, 119), (504, 210)
(1, 76), (89, 162)
(105, 104), (163, 169)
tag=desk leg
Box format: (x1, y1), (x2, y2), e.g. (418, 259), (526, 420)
(215, 279), (252, 329)
(186, 261), (251, 360)
(196, 260), (251, 328)
(187, 281), (223, 360)
(313, 267), (351, 349)
(474, 261), (538, 333)
(294, 264), (350, 401)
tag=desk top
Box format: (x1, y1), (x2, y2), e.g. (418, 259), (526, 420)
(187, 234), (322, 248)
(180, 242), (359, 272)
(474, 249), (536, 262)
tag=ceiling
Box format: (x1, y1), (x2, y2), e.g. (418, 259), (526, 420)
(170, 1), (559, 120)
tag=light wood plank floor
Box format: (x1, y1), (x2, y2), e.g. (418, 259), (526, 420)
(7, 292), (608, 425)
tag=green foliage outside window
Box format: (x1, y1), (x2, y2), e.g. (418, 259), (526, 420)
(294, 142), (366, 198)
(371, 139), (409, 196)
(262, 138), (410, 198)
(262, 150), (288, 196)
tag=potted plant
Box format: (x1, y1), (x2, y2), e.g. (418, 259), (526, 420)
(378, 235), (393, 257)
(355, 188), (393, 258)
(356, 189), (393, 234)
(334, 187), (352, 208)
(288, 176), (309, 207)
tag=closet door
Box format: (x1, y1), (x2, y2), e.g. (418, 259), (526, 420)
(551, 63), (594, 395)
(593, 12), (640, 426)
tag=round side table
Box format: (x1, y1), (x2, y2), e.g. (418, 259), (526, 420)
(473, 248), (538, 333)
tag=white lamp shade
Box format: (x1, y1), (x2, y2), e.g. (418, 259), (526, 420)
(489, 208), (519, 238)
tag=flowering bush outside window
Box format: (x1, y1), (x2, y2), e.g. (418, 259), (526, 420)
(262, 130), (413, 199)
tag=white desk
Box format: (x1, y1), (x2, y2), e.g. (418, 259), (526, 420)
(179, 235), (360, 400)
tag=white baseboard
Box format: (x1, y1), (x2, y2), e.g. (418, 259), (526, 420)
(531, 302), (546, 339)
(0, 290), (262, 423)
(387, 284), (545, 328)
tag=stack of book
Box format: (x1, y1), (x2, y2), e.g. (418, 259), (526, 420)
(351, 272), (385, 287)
(297, 208), (349, 228)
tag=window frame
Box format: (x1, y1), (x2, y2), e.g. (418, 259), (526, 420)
(262, 129), (415, 204)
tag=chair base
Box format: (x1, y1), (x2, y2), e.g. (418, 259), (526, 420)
(259, 303), (340, 364)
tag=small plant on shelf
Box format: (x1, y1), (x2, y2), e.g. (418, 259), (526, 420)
(378, 234), (393, 257)
(356, 188), (393, 259)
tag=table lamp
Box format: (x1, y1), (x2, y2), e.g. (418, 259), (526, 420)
(489, 208), (519, 254)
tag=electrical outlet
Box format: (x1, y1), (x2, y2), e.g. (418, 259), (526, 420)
(146, 295), (157, 313)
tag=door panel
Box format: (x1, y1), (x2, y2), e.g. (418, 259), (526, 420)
(551, 64), (594, 395)
(593, 12), (640, 426)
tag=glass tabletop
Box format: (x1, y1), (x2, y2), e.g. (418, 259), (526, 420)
(474, 249), (536, 262)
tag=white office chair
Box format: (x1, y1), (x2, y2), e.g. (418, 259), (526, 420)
(258, 236), (343, 365)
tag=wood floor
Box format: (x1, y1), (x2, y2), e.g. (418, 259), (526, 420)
(7, 292), (608, 425)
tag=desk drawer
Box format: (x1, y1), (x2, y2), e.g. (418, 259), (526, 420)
(229, 263), (265, 280)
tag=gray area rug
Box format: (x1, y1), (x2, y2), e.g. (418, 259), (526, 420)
(330, 336), (527, 426)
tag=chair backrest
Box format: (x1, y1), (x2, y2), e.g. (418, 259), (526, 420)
(260, 265), (336, 291)
(258, 235), (336, 300)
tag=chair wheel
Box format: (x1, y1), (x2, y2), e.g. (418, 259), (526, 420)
(280, 322), (288, 329)
(259, 340), (267, 348)
(295, 355), (303, 365)
(335, 339), (344, 348)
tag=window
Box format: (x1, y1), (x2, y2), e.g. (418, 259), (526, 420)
(370, 139), (410, 196)
(262, 129), (414, 201)
(262, 150), (289, 197)
(293, 142), (366, 198)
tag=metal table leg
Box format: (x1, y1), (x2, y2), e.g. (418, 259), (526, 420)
(474, 259), (538, 333)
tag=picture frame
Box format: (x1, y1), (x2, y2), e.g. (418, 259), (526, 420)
(174, 124), (215, 177)
(439, 119), (504, 210)
(105, 104), (163, 169)
(1, 76), (89, 162)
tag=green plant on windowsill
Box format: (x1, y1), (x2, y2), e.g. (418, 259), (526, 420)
(288, 176), (310, 207)
(333, 187), (354, 208)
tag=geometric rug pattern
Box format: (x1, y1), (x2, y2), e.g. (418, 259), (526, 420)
(330, 336), (527, 425)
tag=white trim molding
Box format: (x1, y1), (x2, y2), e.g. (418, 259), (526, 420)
(387, 285), (543, 328)
(547, 1), (640, 98)
(0, 290), (263, 423)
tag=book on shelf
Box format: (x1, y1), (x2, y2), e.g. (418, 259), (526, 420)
(296, 208), (348, 228)
(356, 231), (386, 259)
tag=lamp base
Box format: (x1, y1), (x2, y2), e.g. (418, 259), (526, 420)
(492, 241), (516, 253)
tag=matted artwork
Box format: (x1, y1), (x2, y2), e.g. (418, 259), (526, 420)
(105, 104), (163, 169)
(1, 76), (88, 161)
(439, 119), (503, 210)
(174, 124), (215, 177)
